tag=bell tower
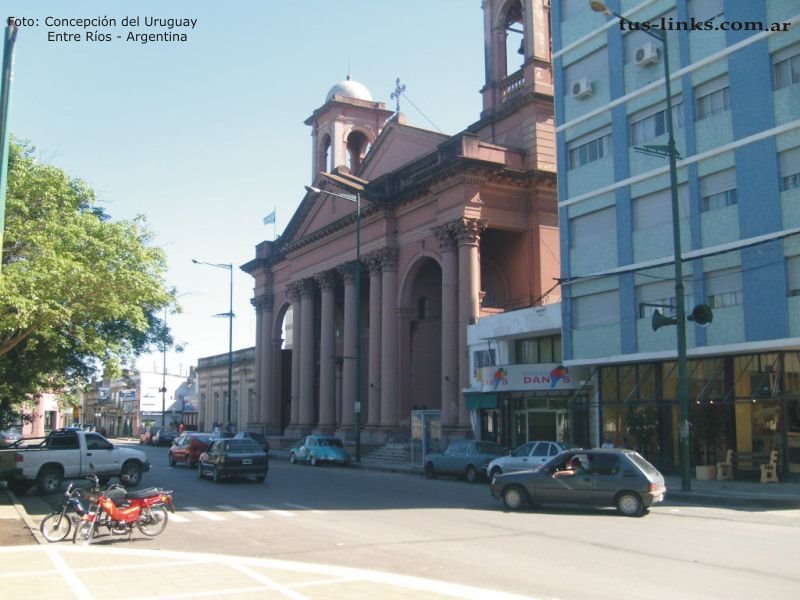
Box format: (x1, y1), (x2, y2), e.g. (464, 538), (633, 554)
(305, 76), (395, 181)
(480, 0), (553, 116)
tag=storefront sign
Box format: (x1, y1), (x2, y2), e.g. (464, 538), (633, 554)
(473, 363), (587, 392)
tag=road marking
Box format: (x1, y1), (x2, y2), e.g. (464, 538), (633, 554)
(215, 505), (262, 519)
(248, 503), (297, 517)
(45, 546), (95, 599)
(181, 506), (225, 521)
(168, 511), (190, 523)
(283, 502), (323, 514)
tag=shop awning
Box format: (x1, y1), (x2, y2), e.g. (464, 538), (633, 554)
(465, 393), (498, 410)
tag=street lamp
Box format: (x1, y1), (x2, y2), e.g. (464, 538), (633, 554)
(192, 259), (235, 430)
(305, 182), (363, 462)
(590, 1), (691, 491)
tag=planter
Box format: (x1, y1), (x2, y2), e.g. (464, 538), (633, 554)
(695, 465), (717, 480)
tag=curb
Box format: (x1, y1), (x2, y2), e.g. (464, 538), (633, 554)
(665, 490), (800, 509)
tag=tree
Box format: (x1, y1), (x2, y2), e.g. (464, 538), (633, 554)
(0, 140), (175, 427)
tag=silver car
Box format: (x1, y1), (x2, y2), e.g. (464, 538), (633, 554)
(486, 440), (576, 479)
(489, 448), (667, 517)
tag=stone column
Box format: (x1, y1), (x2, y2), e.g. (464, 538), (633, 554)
(366, 252), (383, 427)
(299, 278), (316, 428)
(260, 295), (276, 432)
(456, 218), (486, 428)
(380, 247), (399, 428)
(317, 271), (337, 430)
(287, 282), (302, 427)
(435, 225), (459, 427)
(338, 265), (357, 429)
(251, 297), (264, 424)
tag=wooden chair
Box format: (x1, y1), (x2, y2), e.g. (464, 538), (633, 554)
(716, 449), (734, 481)
(760, 450), (779, 483)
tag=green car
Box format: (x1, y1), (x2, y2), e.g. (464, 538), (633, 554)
(289, 435), (351, 466)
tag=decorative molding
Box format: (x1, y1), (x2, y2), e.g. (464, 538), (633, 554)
(315, 270), (338, 292)
(379, 247), (399, 271)
(338, 262), (358, 284)
(452, 218), (487, 246)
(364, 250), (384, 275)
(286, 281), (303, 302)
(432, 224), (457, 250)
(250, 294), (274, 312)
(300, 277), (317, 298)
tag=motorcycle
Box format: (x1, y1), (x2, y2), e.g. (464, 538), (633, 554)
(39, 479), (94, 542)
(72, 475), (175, 545)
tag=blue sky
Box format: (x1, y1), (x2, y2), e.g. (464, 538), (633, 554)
(4, 0), (485, 377)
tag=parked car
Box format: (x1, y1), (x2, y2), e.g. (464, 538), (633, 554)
(486, 440), (576, 479)
(423, 440), (506, 483)
(153, 429), (178, 447)
(489, 448), (667, 517)
(169, 433), (213, 468)
(140, 426), (162, 445)
(233, 431), (270, 455)
(198, 438), (268, 483)
(289, 435), (351, 467)
(0, 428), (22, 448)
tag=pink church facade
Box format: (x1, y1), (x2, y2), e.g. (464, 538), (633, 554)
(243, 0), (558, 446)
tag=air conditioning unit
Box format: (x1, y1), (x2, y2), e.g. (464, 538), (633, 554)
(571, 78), (593, 99)
(634, 42), (660, 66)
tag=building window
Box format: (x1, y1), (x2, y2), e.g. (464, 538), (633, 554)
(513, 336), (562, 364)
(773, 45), (800, 90)
(636, 279), (693, 319)
(572, 291), (620, 329)
(695, 77), (730, 121)
(568, 132), (611, 169)
(630, 103), (684, 146)
(569, 206), (616, 249)
(706, 269), (743, 308)
(779, 146), (800, 191)
(700, 168), (737, 212)
(788, 256), (800, 297)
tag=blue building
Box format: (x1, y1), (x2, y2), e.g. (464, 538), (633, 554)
(552, 0), (800, 477)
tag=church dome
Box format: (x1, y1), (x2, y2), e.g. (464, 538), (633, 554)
(325, 76), (373, 103)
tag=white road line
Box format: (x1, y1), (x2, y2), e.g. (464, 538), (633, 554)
(247, 503), (297, 517)
(45, 545), (94, 600)
(181, 506), (225, 521)
(283, 502), (323, 514)
(168, 511), (190, 523)
(215, 505), (262, 519)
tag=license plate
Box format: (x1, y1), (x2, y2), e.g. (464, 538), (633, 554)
(242, 458), (252, 465)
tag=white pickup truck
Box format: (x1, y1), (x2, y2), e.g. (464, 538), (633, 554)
(0, 428), (150, 495)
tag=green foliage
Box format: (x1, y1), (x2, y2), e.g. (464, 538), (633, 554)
(626, 404), (658, 458)
(0, 140), (176, 425)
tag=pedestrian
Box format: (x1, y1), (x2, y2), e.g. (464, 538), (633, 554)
(601, 438), (614, 448)
(178, 422), (185, 435)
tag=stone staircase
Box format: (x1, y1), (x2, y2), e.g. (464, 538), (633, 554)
(363, 442), (411, 464)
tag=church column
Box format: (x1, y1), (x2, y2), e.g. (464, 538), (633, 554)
(260, 295), (277, 433)
(435, 225), (459, 427)
(299, 278), (317, 428)
(456, 218), (486, 428)
(251, 297), (264, 424)
(379, 248), (399, 428)
(338, 265), (357, 429)
(287, 282), (302, 427)
(366, 252), (383, 428)
(316, 271), (337, 430)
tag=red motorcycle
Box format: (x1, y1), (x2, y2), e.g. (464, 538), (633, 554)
(73, 475), (175, 544)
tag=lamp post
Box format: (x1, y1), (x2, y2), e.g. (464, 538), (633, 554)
(590, 1), (691, 491)
(305, 183), (363, 462)
(192, 259), (235, 430)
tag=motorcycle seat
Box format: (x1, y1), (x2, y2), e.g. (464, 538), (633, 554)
(126, 487), (160, 499)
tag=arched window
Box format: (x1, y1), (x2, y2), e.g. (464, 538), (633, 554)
(503, 1), (524, 78)
(319, 134), (332, 173)
(346, 130), (370, 172)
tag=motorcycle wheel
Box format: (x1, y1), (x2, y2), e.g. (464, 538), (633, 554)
(40, 511), (73, 542)
(137, 505), (169, 537)
(73, 521), (95, 545)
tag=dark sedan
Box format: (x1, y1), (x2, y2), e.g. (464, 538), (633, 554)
(198, 439), (268, 483)
(489, 448), (666, 517)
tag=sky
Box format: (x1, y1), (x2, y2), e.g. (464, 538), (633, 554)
(3, 0), (486, 378)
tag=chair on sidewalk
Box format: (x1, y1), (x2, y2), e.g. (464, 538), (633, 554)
(760, 450), (779, 483)
(716, 449), (734, 481)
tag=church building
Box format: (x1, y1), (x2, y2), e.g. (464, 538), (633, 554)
(242, 0), (559, 449)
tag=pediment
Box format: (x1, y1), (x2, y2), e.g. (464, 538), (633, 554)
(280, 182), (360, 249)
(359, 119), (449, 181)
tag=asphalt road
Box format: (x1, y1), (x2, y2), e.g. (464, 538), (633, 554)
(16, 441), (800, 600)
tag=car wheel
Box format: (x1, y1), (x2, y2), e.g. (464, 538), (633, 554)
(424, 462), (438, 479)
(310, 455), (318, 467)
(502, 485), (529, 511)
(289, 452), (297, 464)
(186, 457), (194, 469)
(120, 461), (142, 487)
(168, 453), (176, 467)
(616, 492), (644, 517)
(465, 465), (479, 483)
(37, 466), (63, 495)
(490, 466), (502, 480)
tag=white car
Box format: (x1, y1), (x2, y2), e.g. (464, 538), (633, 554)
(486, 441), (576, 479)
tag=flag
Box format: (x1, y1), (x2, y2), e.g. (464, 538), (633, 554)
(263, 210), (276, 225)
